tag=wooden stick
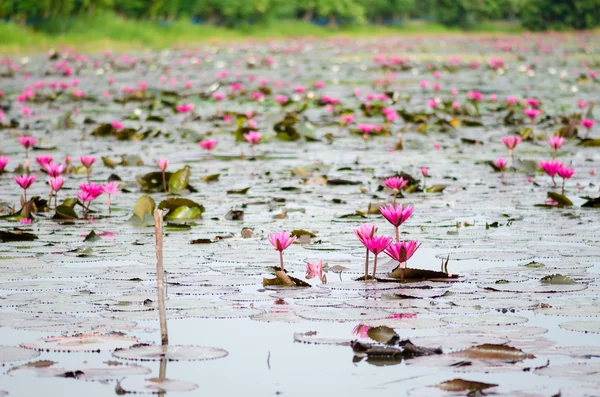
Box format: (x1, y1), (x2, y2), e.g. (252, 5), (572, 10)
(154, 209), (168, 346)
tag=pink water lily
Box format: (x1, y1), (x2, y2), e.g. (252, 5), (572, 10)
(44, 162), (65, 177)
(305, 260), (325, 283)
(199, 140), (217, 158)
(111, 121), (124, 130)
(0, 156), (8, 173)
(540, 160), (563, 186)
(341, 114), (354, 125)
(577, 100), (588, 109)
(365, 235), (393, 279)
(549, 136), (565, 158)
(79, 155), (96, 182)
(495, 157), (508, 172)
(581, 119), (595, 138)
(384, 240), (421, 278)
(275, 95), (289, 105)
(420, 167), (429, 190)
(103, 181), (121, 213)
(14, 174), (36, 202)
(156, 158), (169, 192)
(268, 231), (297, 271)
(353, 223), (377, 279)
(48, 176), (64, 208)
(501, 136), (522, 162)
(18, 136), (38, 172)
(384, 176), (407, 205)
(243, 131), (262, 157)
(557, 165), (575, 195)
(505, 96), (519, 105)
(78, 182), (103, 218)
(379, 203), (414, 242)
(524, 108), (541, 124)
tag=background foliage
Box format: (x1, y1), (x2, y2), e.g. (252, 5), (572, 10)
(0, 0), (598, 32)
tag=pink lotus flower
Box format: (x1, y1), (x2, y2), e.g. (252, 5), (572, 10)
(549, 136), (565, 158)
(557, 165), (575, 195)
(467, 91), (483, 101)
(384, 176), (408, 193)
(539, 160), (562, 186)
(384, 240), (421, 272)
(294, 86), (305, 94)
(505, 96), (519, 105)
(35, 156), (53, 168)
(501, 136), (522, 161)
(213, 93), (226, 101)
(275, 95), (288, 105)
(420, 167), (428, 177)
(314, 81), (325, 89)
(353, 223), (377, 247)
(18, 136), (37, 149)
(352, 324), (371, 338)
(79, 155), (96, 168)
(157, 158), (169, 172)
(365, 235), (393, 279)
(103, 181), (121, 212)
(380, 203), (414, 242)
(268, 231), (297, 271)
(495, 157), (508, 172)
(0, 156), (8, 173)
(305, 260), (325, 283)
(434, 142), (442, 150)
(199, 140), (217, 153)
(20, 218), (32, 225)
(14, 174), (36, 202)
(419, 80), (429, 89)
(581, 119), (595, 138)
(250, 92), (264, 101)
(489, 94), (498, 103)
(111, 121), (124, 130)
(175, 104), (194, 113)
(427, 99), (439, 109)
(49, 176), (64, 192)
(44, 162), (65, 177)
(524, 108), (541, 123)
(525, 98), (540, 108)
(577, 100), (588, 109)
(243, 131), (262, 145)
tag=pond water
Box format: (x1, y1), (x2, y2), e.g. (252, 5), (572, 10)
(0, 35), (599, 396)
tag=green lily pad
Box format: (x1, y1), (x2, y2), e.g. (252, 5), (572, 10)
(133, 196), (156, 221)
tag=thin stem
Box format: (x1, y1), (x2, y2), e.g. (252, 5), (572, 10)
(162, 170), (167, 193)
(395, 226), (399, 243)
(108, 195), (112, 214)
(562, 178), (565, 196)
(49, 190), (53, 210)
(86, 168), (90, 183)
(393, 191), (397, 206)
(364, 248), (369, 280)
(552, 176), (556, 186)
(54, 193), (57, 209)
(279, 250), (285, 272)
(372, 254), (378, 279)
(251, 144), (255, 158)
(423, 178), (426, 192)
(25, 148), (29, 174)
(23, 189), (27, 203)
(154, 209), (169, 346)
(553, 149), (556, 159)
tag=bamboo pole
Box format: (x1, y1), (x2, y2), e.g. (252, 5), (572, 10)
(154, 209), (168, 345)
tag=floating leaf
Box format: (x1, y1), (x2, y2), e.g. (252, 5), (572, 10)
(437, 379), (497, 392)
(226, 187), (250, 195)
(426, 184), (446, 193)
(137, 171), (173, 192)
(0, 231), (38, 242)
(0, 345), (40, 362)
(133, 196), (156, 221)
(168, 166), (190, 192)
(84, 231), (101, 242)
(291, 229), (317, 238)
(164, 206), (202, 221)
(201, 173), (220, 182)
(540, 274), (577, 285)
(367, 326), (399, 344)
(547, 192), (573, 207)
(453, 344), (535, 361)
(112, 345), (228, 361)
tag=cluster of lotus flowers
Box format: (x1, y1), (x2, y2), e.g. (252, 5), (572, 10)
(4, 136), (123, 221)
(267, 176), (419, 283)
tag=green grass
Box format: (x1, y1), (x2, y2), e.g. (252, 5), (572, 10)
(0, 14), (525, 54)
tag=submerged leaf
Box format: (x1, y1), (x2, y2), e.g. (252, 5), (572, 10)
(367, 326), (399, 344)
(0, 230), (38, 242)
